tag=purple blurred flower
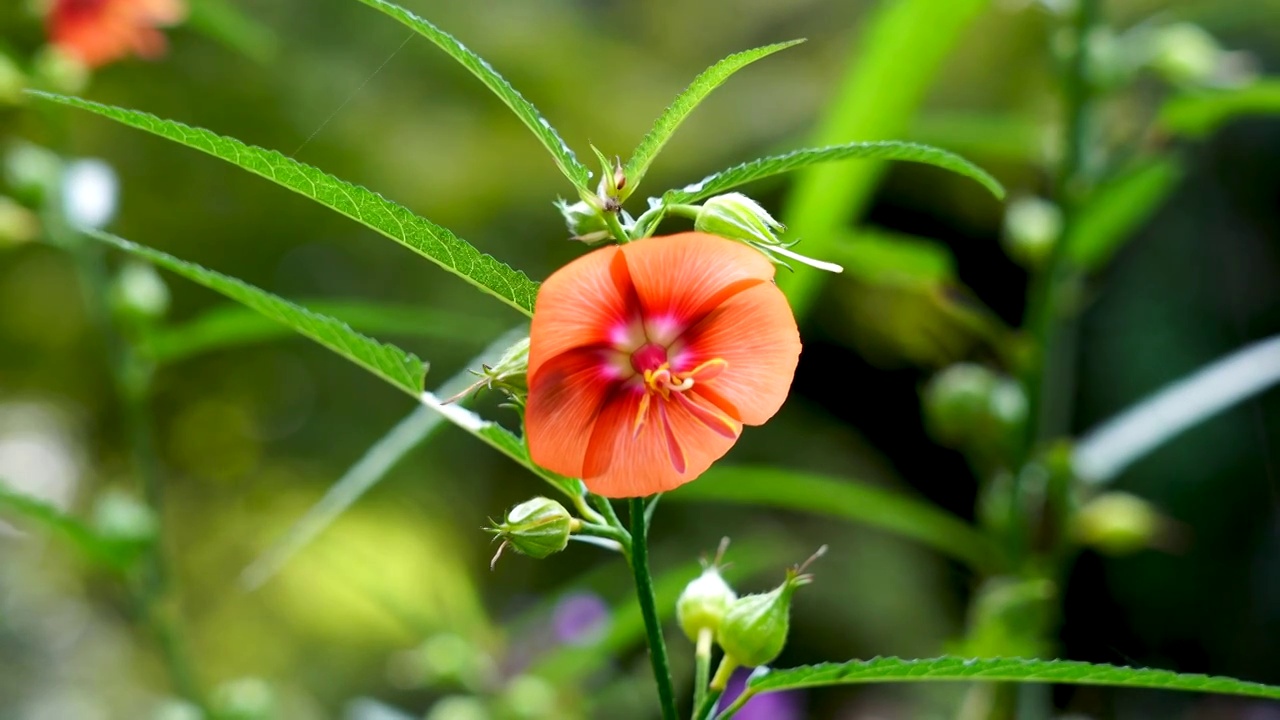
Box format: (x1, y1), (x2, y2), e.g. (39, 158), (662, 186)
(551, 592), (610, 646)
(722, 667), (806, 720)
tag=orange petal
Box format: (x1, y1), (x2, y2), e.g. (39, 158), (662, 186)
(525, 348), (617, 478)
(581, 391), (741, 498)
(529, 246), (639, 380)
(619, 233), (775, 345)
(679, 282), (800, 426)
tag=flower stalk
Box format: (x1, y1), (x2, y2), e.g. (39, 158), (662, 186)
(629, 497), (679, 720)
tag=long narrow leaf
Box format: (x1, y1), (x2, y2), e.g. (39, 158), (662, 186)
(0, 484), (127, 568)
(669, 466), (996, 571)
(417, 391), (580, 498)
(721, 657), (1280, 718)
(1074, 334), (1280, 485)
(90, 231), (427, 396)
(1065, 158), (1182, 271)
(624, 40), (805, 196)
(241, 327), (529, 590)
(663, 141), (1004, 205)
(144, 300), (502, 364)
(777, 0), (991, 318)
(33, 92), (540, 315)
(1160, 80), (1280, 138)
(352, 0), (590, 190)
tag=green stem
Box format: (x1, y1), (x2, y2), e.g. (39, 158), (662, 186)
(575, 520), (630, 546)
(693, 627), (713, 717)
(48, 207), (208, 709)
(629, 497), (678, 720)
(604, 208), (631, 244)
(700, 656), (738, 720)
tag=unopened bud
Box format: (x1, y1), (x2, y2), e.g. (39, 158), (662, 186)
(1002, 196), (1062, 268)
(695, 193), (842, 273)
(32, 46), (88, 96)
(0, 197), (39, 247)
(922, 364), (1026, 454)
(590, 145), (625, 210)
(111, 260), (171, 322)
(486, 497), (577, 567)
(1150, 23), (1222, 87)
(425, 696), (489, 720)
(4, 142), (63, 206)
(555, 199), (610, 244)
(92, 488), (158, 551)
(446, 337), (529, 405)
(499, 675), (560, 720)
(677, 547), (737, 642)
(717, 546), (825, 668)
(1073, 492), (1162, 556)
(211, 677), (275, 720)
(0, 52), (26, 106)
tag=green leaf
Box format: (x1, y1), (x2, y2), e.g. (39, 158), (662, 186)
(1065, 158), (1183, 271)
(830, 230), (957, 287)
(669, 466), (997, 571)
(721, 656), (1280, 717)
(1074, 335), (1280, 485)
(0, 484), (128, 569)
(352, 0), (590, 191)
(776, 0), (991, 319)
(624, 40), (805, 197)
(90, 231), (428, 396)
(187, 0), (278, 64)
(416, 389), (580, 498)
(1160, 80), (1280, 138)
(241, 327), (529, 590)
(663, 141), (1003, 205)
(911, 112), (1042, 164)
(144, 300), (503, 364)
(32, 92), (540, 316)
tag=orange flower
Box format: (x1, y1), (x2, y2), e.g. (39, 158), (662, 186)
(48, 0), (186, 69)
(526, 232), (801, 498)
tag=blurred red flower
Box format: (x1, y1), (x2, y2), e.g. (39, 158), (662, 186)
(47, 0), (186, 68)
(526, 232), (801, 498)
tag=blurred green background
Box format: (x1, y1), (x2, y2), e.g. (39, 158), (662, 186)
(1, 0), (1278, 718)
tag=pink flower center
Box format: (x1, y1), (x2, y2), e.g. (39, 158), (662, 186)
(629, 342), (668, 374)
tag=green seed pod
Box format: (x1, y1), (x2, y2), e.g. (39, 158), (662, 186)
(1002, 196), (1062, 269)
(717, 547), (824, 667)
(677, 564), (737, 642)
(487, 497), (576, 567)
(555, 198), (610, 244)
(1073, 492), (1163, 556)
(922, 363), (997, 447)
(695, 193), (785, 249)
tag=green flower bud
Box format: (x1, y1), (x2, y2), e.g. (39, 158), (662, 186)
(1150, 23), (1222, 87)
(487, 497), (577, 567)
(425, 695), (490, 720)
(447, 337), (530, 406)
(0, 52), (26, 106)
(211, 677), (276, 720)
(922, 364), (1026, 455)
(392, 633), (496, 691)
(111, 260), (171, 323)
(92, 488), (158, 557)
(677, 564), (737, 642)
(694, 193), (843, 273)
(717, 547), (825, 668)
(1002, 196), (1062, 269)
(4, 142), (63, 206)
(0, 196), (39, 248)
(1073, 492), (1163, 556)
(555, 198), (610, 244)
(498, 675), (560, 720)
(32, 46), (88, 96)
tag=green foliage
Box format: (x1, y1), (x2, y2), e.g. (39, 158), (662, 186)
(1160, 79), (1280, 138)
(1066, 158), (1183, 271)
(33, 92), (541, 315)
(240, 328), (529, 590)
(777, 0), (991, 318)
(834, 230), (957, 286)
(725, 657), (1280, 714)
(186, 0), (278, 63)
(624, 40), (805, 197)
(670, 466), (997, 570)
(144, 300), (501, 364)
(352, 0), (591, 191)
(0, 484), (133, 570)
(89, 230), (428, 396)
(663, 141), (1004, 205)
